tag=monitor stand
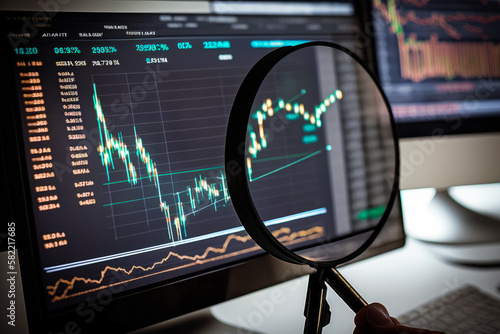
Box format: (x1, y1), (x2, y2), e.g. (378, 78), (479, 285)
(403, 184), (500, 266)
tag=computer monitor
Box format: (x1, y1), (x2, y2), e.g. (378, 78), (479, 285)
(1, 1), (405, 333)
(368, 0), (500, 245)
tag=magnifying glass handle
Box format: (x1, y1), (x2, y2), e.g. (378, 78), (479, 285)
(325, 267), (368, 313)
(304, 270), (331, 334)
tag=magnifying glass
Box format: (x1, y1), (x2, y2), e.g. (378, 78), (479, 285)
(225, 41), (399, 333)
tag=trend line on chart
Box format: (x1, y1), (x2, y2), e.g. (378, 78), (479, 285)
(93, 84), (230, 242)
(46, 226), (324, 302)
(246, 89), (341, 181)
(374, 0), (500, 81)
(249, 149), (324, 182)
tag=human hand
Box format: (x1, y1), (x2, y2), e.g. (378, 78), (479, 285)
(353, 303), (446, 334)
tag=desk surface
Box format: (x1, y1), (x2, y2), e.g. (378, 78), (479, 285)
(212, 237), (500, 333)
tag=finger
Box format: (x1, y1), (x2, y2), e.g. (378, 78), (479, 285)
(354, 302), (399, 333)
(366, 303), (399, 327)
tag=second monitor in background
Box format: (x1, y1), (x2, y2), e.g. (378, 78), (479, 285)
(370, 0), (500, 249)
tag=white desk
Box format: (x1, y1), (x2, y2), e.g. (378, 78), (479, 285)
(212, 237), (500, 333)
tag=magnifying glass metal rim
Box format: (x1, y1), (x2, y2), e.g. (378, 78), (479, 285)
(225, 40), (400, 269)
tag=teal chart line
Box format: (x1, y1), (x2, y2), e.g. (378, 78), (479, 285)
(249, 149), (324, 182)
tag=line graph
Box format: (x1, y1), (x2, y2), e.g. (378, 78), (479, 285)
(94, 84), (230, 242)
(374, 0), (500, 82)
(46, 225), (324, 302)
(44, 207), (327, 273)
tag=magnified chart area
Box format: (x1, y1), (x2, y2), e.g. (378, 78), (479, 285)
(243, 45), (396, 255)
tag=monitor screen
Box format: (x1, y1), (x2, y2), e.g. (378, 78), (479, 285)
(1, 2), (404, 332)
(370, 0), (500, 138)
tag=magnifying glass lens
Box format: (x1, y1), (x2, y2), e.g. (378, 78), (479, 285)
(240, 44), (397, 264)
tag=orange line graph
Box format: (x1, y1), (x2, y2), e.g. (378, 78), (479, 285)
(46, 226), (324, 302)
(374, 0), (500, 81)
(398, 33), (500, 82)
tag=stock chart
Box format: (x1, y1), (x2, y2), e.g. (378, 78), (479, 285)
(9, 27), (337, 308)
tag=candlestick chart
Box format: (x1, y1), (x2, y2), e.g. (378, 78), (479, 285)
(373, 0), (500, 82)
(93, 83), (230, 242)
(246, 89), (342, 182)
